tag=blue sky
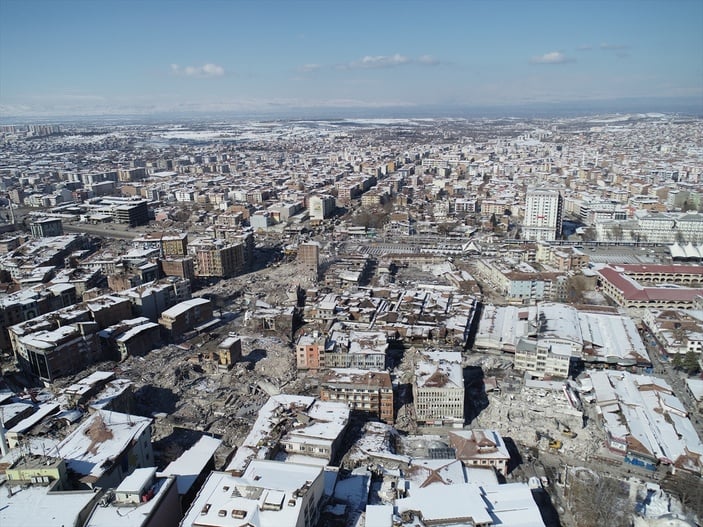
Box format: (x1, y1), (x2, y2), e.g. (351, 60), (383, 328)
(1, 0), (701, 116)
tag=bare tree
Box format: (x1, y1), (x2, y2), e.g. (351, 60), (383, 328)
(566, 275), (591, 303)
(581, 227), (597, 242)
(567, 469), (630, 527)
(437, 221), (459, 237)
(610, 223), (624, 242)
(661, 471), (703, 520)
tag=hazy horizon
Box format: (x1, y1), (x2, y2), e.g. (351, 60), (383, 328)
(1, 0), (701, 121)
(1, 95), (701, 125)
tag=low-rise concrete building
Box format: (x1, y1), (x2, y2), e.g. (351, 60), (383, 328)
(449, 429), (511, 477)
(84, 468), (181, 527)
(181, 461), (325, 527)
(295, 331), (325, 371)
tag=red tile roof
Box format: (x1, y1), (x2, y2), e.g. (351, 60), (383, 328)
(597, 265), (703, 302)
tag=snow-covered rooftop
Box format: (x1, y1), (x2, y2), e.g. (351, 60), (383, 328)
(158, 435), (222, 495)
(588, 370), (703, 472)
(0, 483), (98, 527)
(56, 410), (152, 485)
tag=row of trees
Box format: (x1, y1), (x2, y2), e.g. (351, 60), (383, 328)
(671, 351), (702, 375)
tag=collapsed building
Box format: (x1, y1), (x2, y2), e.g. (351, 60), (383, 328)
(475, 302), (651, 376)
(226, 395), (350, 476)
(582, 370), (703, 474)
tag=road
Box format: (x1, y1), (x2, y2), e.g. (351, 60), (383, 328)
(63, 222), (139, 241)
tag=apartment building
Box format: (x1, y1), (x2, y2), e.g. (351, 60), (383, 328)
(474, 259), (566, 304)
(295, 332), (326, 370)
(513, 338), (571, 379)
(0, 283), (78, 352)
(535, 243), (589, 272)
(99, 317), (162, 360)
(413, 351), (465, 427)
(295, 329), (387, 371)
(226, 395), (349, 475)
(114, 200), (150, 226)
(133, 231), (188, 256)
(319, 369), (394, 423)
(119, 277), (192, 321)
(10, 295), (132, 381)
(15, 322), (101, 382)
(189, 238), (245, 278)
(308, 194), (336, 221)
(160, 256), (196, 281)
(522, 188), (563, 241)
(298, 241), (320, 281)
(324, 328), (388, 370)
(57, 410), (153, 489)
(642, 308), (703, 355)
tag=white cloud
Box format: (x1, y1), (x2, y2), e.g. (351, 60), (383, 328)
(338, 53), (440, 70)
(170, 63), (225, 77)
(417, 54), (440, 66)
(354, 54), (411, 68)
(201, 63), (225, 76)
(530, 51), (572, 64)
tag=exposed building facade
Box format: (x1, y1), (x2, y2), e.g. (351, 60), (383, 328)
(158, 297), (214, 340)
(319, 369), (394, 423)
(308, 194), (336, 221)
(189, 238), (245, 278)
(413, 352), (465, 427)
(513, 338), (571, 379)
(30, 217), (64, 238)
(57, 410), (153, 489)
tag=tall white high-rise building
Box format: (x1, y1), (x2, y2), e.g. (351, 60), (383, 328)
(523, 188), (563, 241)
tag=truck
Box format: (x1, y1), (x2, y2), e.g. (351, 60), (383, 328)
(548, 439), (563, 451)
